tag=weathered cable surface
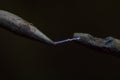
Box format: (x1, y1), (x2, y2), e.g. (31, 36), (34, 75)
(0, 10), (54, 45)
(73, 33), (120, 52)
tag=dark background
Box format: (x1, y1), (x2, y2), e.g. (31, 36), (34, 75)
(0, 0), (120, 80)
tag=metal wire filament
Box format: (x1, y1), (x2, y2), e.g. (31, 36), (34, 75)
(54, 37), (80, 45)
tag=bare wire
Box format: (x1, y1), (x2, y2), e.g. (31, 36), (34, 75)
(54, 37), (80, 45)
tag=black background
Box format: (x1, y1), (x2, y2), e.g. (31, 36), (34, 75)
(0, 0), (120, 80)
